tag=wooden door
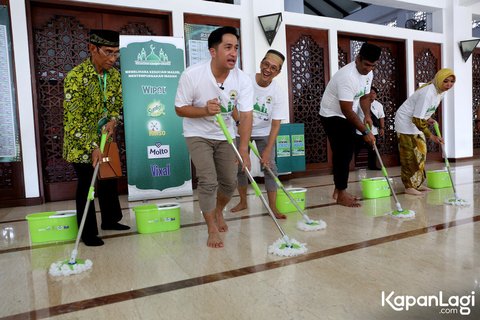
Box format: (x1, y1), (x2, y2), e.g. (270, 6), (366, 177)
(286, 25), (330, 175)
(413, 41), (442, 161)
(29, 0), (171, 201)
(473, 48), (480, 154)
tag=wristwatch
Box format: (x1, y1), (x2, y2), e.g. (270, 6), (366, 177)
(362, 128), (371, 136)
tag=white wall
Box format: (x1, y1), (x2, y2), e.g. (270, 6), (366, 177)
(7, 0), (479, 199)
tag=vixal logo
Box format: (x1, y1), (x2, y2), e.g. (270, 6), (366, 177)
(147, 143), (170, 159)
(382, 291), (475, 316)
(150, 163), (171, 177)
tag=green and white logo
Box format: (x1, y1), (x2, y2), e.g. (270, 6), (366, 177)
(147, 100), (166, 117)
(136, 44), (171, 66)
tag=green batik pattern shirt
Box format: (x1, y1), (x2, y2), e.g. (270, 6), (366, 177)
(63, 58), (122, 163)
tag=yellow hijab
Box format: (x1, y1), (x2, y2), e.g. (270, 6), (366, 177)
(419, 68), (455, 93)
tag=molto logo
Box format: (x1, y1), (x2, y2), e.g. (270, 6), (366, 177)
(147, 143), (170, 159)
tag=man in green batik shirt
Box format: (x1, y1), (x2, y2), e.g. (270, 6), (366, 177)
(63, 29), (129, 247)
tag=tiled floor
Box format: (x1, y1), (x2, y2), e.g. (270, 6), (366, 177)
(1, 160), (480, 319)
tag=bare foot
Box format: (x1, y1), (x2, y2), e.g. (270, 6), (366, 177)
(273, 211), (287, 219)
(230, 202), (247, 212)
(405, 188), (423, 196)
(336, 191), (361, 207)
(332, 189), (338, 200)
(216, 211), (229, 232)
(418, 185), (432, 192)
(207, 232), (224, 248)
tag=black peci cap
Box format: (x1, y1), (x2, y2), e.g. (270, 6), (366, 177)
(89, 29), (119, 47)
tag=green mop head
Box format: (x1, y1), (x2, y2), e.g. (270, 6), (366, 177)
(389, 209), (415, 218)
(296, 219), (327, 231)
(268, 238), (308, 257)
(49, 258), (93, 276)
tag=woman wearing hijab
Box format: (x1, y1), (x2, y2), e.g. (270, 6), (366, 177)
(394, 68), (456, 195)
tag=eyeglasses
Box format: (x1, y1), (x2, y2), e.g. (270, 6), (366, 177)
(98, 47), (120, 58)
(260, 60), (280, 73)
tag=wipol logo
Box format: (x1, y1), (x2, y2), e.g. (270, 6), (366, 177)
(147, 144), (170, 159)
(381, 291), (475, 316)
(136, 44), (171, 65)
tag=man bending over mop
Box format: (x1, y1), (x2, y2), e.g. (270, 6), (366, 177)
(319, 43), (381, 207)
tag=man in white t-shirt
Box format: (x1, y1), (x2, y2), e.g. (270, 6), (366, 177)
(175, 26), (253, 248)
(319, 43), (381, 207)
(354, 86), (385, 170)
(230, 50), (288, 219)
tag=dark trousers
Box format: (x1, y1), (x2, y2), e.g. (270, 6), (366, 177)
(354, 134), (378, 169)
(320, 116), (355, 191)
(73, 163), (123, 240)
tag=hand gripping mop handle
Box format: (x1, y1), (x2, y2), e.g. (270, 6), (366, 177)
(69, 133), (107, 264)
(433, 122), (458, 196)
(215, 115), (290, 243)
(248, 141), (313, 224)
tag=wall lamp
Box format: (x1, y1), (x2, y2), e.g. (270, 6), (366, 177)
(459, 39), (480, 62)
(258, 13), (282, 46)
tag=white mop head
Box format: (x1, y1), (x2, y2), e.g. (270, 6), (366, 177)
(268, 238), (308, 257)
(444, 198), (470, 206)
(49, 259), (93, 277)
(296, 219), (327, 231)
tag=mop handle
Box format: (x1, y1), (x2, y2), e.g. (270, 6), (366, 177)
(69, 133), (106, 264)
(366, 125), (402, 206)
(215, 115), (289, 240)
(433, 122), (457, 195)
(248, 141), (312, 223)
(433, 122), (450, 167)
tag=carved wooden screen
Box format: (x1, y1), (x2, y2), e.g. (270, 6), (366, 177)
(30, 2), (170, 201)
(413, 41), (441, 160)
(338, 36), (406, 167)
(286, 26), (330, 172)
(473, 49), (480, 151)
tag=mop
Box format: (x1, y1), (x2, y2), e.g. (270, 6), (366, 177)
(370, 130), (416, 218)
(49, 133), (108, 276)
(248, 141), (326, 231)
(216, 115), (307, 256)
(433, 122), (469, 206)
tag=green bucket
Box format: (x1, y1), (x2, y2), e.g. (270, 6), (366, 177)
(133, 203), (180, 234)
(276, 188), (306, 214)
(361, 177), (392, 199)
(25, 210), (78, 243)
(427, 170), (452, 189)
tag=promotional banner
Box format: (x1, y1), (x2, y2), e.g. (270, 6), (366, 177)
(276, 123), (305, 173)
(120, 36), (192, 201)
